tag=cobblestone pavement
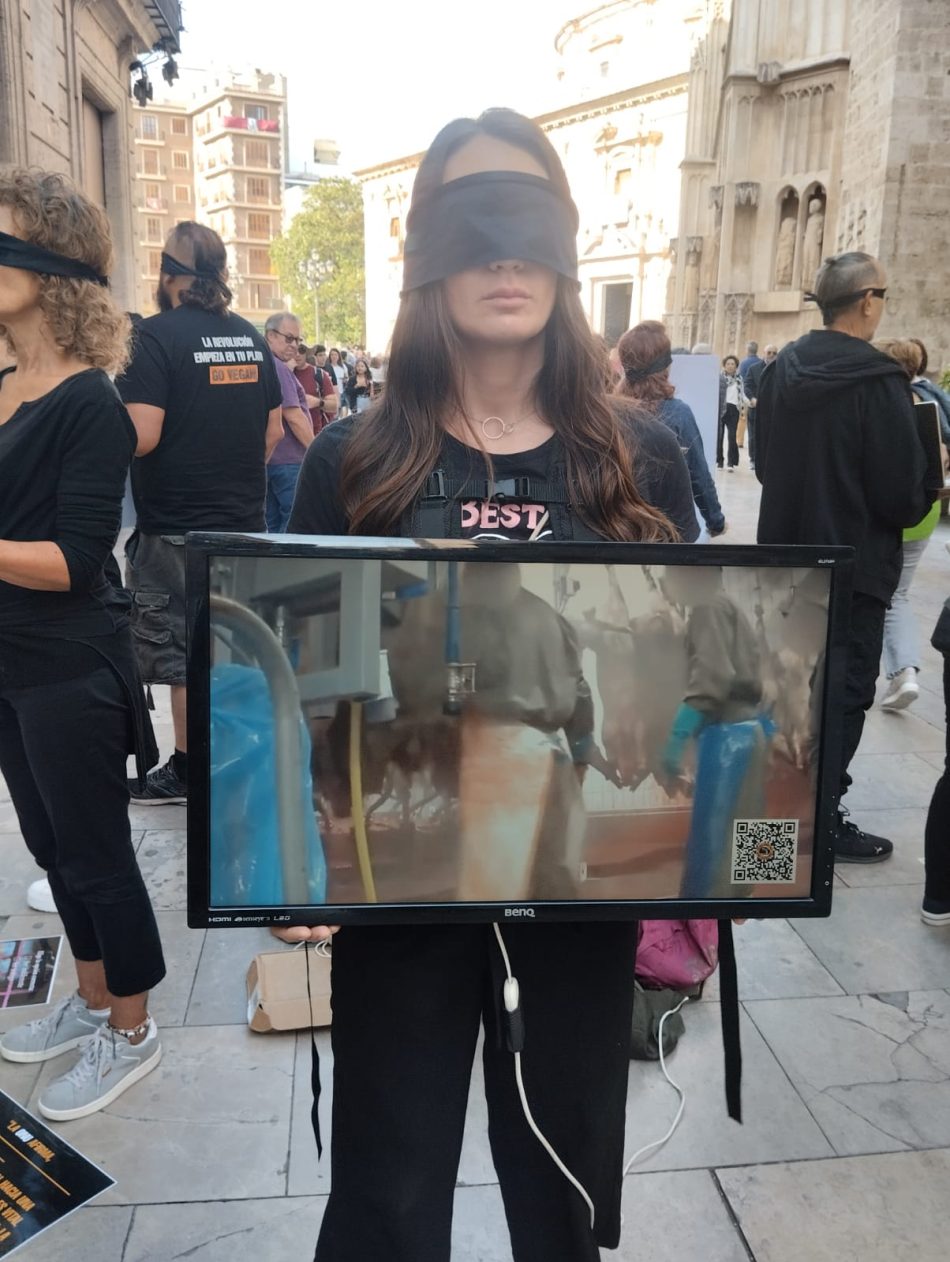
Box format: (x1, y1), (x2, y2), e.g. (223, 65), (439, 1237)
(2, 462), (948, 1261)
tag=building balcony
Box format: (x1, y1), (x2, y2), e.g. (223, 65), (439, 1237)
(138, 196), (169, 212)
(195, 116), (281, 141)
(142, 0), (183, 53)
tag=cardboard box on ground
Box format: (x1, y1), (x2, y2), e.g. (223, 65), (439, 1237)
(246, 946), (332, 1032)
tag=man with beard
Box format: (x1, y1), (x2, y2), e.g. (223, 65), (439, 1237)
(117, 222), (283, 803)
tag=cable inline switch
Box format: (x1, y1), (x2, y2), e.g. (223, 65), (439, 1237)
(503, 977), (525, 1053)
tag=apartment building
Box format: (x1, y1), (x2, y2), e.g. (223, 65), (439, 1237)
(132, 103), (195, 314)
(0, 0), (182, 311)
(132, 69), (286, 326)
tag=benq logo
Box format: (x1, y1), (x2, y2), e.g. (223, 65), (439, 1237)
(504, 907), (536, 918)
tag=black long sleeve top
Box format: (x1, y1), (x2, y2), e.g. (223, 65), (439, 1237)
(0, 368), (136, 678)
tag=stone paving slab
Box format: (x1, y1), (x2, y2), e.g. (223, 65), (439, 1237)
(701, 915), (845, 1003)
(27, 1024), (295, 1207)
(717, 1148), (950, 1262)
(135, 829), (187, 909)
(846, 751), (942, 811)
(185, 925), (278, 1026)
(746, 991), (950, 1156)
(623, 1002), (833, 1173)
(25, 1205), (134, 1262)
(791, 884), (950, 994)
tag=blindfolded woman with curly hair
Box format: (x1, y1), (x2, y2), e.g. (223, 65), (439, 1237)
(0, 169), (165, 1120)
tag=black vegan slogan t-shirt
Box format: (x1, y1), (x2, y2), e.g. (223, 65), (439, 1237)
(118, 305), (281, 534)
(288, 414), (699, 542)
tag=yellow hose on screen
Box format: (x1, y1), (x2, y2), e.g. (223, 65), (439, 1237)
(348, 701), (378, 902)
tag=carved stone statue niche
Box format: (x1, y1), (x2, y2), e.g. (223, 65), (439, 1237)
(801, 190), (826, 292)
(684, 237), (703, 313)
(775, 191), (799, 288)
(665, 238), (679, 314)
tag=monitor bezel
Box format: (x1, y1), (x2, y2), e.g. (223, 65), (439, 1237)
(185, 533), (853, 928)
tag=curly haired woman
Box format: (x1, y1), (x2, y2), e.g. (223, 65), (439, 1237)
(0, 170), (165, 1119)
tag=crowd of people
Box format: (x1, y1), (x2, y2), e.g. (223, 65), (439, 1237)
(0, 102), (948, 1262)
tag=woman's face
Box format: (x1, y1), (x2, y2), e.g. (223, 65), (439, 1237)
(723, 357), (738, 374)
(0, 207), (42, 325)
(355, 359), (369, 375)
(441, 135), (558, 348)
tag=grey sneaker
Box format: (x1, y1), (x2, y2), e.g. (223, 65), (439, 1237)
(0, 993), (109, 1064)
(38, 1017), (162, 1122)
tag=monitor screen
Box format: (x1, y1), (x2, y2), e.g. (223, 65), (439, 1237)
(185, 536), (851, 927)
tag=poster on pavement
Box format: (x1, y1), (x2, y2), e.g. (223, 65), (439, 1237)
(0, 1091), (114, 1257)
(0, 940), (62, 1011)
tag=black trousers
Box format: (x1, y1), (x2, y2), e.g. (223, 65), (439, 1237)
(315, 922), (637, 1262)
(0, 666), (165, 997)
(839, 592), (888, 799)
(746, 408), (756, 465)
(925, 654), (950, 902)
(717, 404), (740, 467)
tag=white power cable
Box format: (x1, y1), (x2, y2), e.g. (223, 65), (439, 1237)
(491, 922), (596, 1231)
(622, 995), (689, 1173)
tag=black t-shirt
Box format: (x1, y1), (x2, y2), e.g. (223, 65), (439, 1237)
(117, 305), (281, 534)
(0, 368), (134, 668)
(288, 412), (699, 542)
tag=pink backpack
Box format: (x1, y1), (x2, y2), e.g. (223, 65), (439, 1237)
(636, 919), (720, 991)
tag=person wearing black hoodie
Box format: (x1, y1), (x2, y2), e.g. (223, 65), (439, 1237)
(755, 251), (934, 863)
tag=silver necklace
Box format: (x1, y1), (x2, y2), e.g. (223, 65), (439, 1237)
(479, 410), (534, 441)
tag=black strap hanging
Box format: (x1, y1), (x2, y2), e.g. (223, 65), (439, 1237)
(717, 919), (743, 1124)
(306, 944), (323, 1158)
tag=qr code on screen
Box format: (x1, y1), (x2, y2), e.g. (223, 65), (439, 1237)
(732, 820), (799, 884)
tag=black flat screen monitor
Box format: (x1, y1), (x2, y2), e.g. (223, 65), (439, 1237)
(185, 535), (852, 927)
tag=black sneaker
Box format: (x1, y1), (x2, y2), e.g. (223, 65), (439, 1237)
(129, 757), (187, 805)
(921, 897), (950, 926)
(834, 811), (892, 864)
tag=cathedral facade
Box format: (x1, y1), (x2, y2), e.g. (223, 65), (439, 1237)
(358, 0), (950, 367)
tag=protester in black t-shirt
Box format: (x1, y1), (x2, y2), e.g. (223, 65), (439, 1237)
(0, 168), (165, 1119)
(281, 110), (698, 1262)
(118, 222), (283, 804)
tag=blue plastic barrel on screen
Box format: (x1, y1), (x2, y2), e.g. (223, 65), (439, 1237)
(210, 663), (326, 906)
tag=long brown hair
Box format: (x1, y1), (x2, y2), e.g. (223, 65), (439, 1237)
(340, 109), (675, 541)
(164, 222), (232, 317)
(615, 321), (675, 411)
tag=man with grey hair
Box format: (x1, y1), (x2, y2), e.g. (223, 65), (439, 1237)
(756, 251), (935, 863)
(265, 311), (317, 532)
(739, 339), (762, 384)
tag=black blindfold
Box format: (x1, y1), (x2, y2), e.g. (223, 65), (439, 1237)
(402, 171), (579, 291)
(624, 350), (673, 383)
(0, 230), (108, 287)
(160, 251), (221, 281)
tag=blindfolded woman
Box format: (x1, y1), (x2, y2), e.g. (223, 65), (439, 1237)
(282, 108), (698, 1262)
(0, 171), (164, 1120)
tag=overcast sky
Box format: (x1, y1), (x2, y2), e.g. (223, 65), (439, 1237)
(175, 0), (576, 170)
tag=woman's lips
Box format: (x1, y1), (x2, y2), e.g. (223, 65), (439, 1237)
(483, 287), (531, 301)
